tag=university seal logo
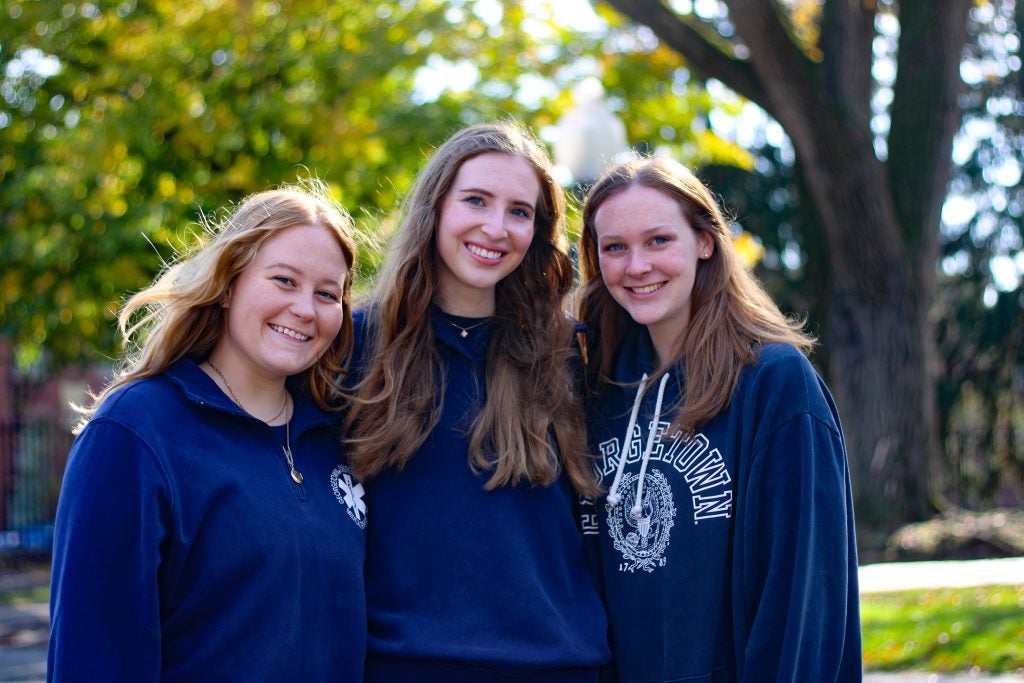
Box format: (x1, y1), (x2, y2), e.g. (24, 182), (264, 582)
(606, 469), (676, 573)
(331, 465), (367, 529)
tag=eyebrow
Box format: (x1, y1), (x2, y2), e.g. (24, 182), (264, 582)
(265, 262), (300, 272)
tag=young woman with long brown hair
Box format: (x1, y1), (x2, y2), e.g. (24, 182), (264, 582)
(345, 122), (609, 682)
(577, 156), (861, 682)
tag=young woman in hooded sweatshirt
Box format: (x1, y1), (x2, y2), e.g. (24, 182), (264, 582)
(48, 182), (366, 682)
(344, 121), (610, 682)
(577, 156), (862, 682)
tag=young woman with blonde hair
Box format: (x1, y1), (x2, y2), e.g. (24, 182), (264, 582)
(578, 156), (861, 682)
(48, 182), (367, 682)
(345, 122), (609, 681)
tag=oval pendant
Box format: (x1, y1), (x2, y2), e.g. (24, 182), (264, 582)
(290, 468), (304, 485)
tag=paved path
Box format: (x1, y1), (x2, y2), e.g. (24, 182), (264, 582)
(1, 557), (1022, 682)
(0, 603), (46, 682)
(859, 556), (1024, 593)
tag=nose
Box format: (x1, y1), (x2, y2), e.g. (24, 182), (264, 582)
(625, 251), (651, 276)
(289, 290), (316, 320)
(479, 209), (508, 240)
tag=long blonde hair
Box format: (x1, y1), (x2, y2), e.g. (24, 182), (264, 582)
(578, 156), (813, 436)
(345, 122), (599, 496)
(75, 180), (357, 433)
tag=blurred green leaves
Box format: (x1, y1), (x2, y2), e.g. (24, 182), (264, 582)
(1, 0), (743, 370)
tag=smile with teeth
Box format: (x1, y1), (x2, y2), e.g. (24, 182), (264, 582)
(628, 283), (665, 295)
(466, 243), (505, 260)
(270, 324), (310, 341)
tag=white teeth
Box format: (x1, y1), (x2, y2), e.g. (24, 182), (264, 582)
(467, 244), (503, 260)
(630, 283), (662, 294)
(271, 324), (310, 341)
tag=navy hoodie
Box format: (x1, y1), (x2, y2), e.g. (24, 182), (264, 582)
(583, 327), (862, 682)
(352, 306), (610, 682)
(48, 359), (366, 682)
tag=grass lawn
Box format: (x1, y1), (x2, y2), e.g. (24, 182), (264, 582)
(861, 584), (1024, 674)
(0, 585), (49, 606)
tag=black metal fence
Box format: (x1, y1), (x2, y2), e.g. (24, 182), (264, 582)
(0, 419), (70, 552)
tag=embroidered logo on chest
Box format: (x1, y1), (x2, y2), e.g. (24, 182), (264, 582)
(606, 469), (677, 573)
(330, 465), (367, 529)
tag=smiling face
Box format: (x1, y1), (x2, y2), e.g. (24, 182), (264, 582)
(593, 184), (714, 363)
(215, 223), (348, 386)
(434, 152), (540, 316)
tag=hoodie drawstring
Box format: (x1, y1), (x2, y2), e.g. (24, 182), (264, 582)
(606, 374), (647, 509)
(607, 372), (671, 520)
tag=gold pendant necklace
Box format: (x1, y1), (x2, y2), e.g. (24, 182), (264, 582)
(445, 317), (492, 338)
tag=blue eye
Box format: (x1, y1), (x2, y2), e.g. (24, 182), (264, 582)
(651, 235), (670, 246)
(510, 207), (532, 219)
(274, 276), (295, 286)
(464, 196), (484, 206)
(603, 243), (625, 253)
(317, 290), (340, 302)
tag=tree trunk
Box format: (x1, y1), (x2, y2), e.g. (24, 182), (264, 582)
(828, 266), (938, 529)
(598, 0), (975, 539)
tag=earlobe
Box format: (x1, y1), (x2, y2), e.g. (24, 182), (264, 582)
(699, 234), (714, 260)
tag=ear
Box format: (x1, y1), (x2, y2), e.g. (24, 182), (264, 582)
(220, 286), (232, 308)
(698, 231), (715, 260)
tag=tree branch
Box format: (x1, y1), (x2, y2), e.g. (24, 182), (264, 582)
(722, 0), (825, 142)
(820, 0), (876, 130)
(598, 0), (770, 114)
(887, 0), (971, 252)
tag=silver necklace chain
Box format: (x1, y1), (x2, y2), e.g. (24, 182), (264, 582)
(206, 360), (288, 423)
(206, 360), (303, 485)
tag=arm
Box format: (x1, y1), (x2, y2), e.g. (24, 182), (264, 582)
(737, 411), (862, 681)
(48, 419), (172, 683)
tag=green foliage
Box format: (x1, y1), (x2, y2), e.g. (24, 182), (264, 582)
(861, 585), (1024, 673)
(0, 584), (49, 606)
(0, 0), (742, 371)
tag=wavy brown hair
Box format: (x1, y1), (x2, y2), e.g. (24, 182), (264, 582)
(74, 180), (357, 433)
(345, 122), (599, 496)
(578, 156), (813, 436)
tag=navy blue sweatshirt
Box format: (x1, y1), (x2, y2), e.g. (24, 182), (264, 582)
(352, 306), (610, 682)
(48, 359), (366, 682)
(583, 328), (861, 682)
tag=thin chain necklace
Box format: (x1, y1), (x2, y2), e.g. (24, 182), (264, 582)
(206, 360), (288, 423)
(444, 316), (492, 338)
(206, 360), (303, 485)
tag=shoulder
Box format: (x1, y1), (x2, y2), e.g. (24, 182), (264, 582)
(746, 343), (817, 384)
(91, 360), (226, 432)
(97, 373), (182, 422)
(738, 343), (840, 430)
(348, 306), (379, 379)
(351, 305), (373, 330)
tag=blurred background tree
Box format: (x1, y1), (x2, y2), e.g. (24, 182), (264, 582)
(1, 0), (1021, 545)
(596, 0), (1023, 541)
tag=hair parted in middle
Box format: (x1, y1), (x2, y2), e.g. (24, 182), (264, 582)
(578, 155), (813, 437)
(345, 121), (599, 496)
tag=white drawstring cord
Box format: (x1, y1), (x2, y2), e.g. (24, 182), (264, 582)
(631, 373), (670, 519)
(606, 373), (648, 508)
